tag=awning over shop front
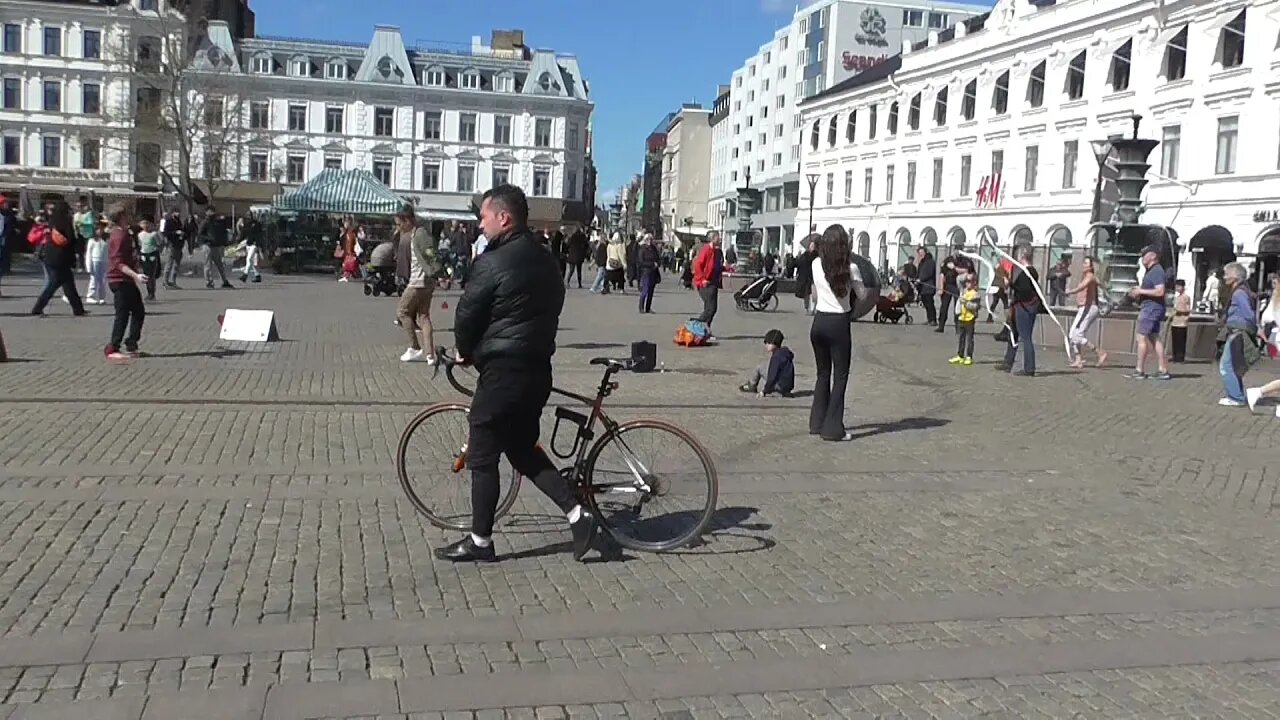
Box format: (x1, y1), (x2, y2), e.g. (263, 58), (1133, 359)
(1188, 224), (1235, 259)
(274, 169), (403, 216)
(1259, 230), (1280, 257)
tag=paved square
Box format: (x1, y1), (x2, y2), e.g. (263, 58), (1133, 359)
(1, 264), (1278, 718)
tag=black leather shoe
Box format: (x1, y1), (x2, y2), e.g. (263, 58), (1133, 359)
(570, 511), (597, 561)
(434, 536), (496, 563)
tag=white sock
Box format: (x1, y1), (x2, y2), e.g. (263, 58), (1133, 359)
(566, 505), (583, 523)
(470, 533), (491, 547)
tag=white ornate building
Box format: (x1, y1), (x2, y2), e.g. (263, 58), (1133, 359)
(210, 24), (594, 222)
(707, 0), (985, 255)
(799, 0), (1280, 294)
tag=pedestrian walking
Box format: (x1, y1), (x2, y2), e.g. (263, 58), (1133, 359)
(692, 232), (724, 332)
(1217, 262), (1258, 407)
(808, 224), (855, 442)
(30, 201), (87, 317)
(915, 246), (938, 326)
(949, 273), (980, 366)
(104, 203), (147, 361)
(565, 226), (588, 288)
(636, 234), (660, 314)
(162, 212), (184, 288)
(998, 245), (1039, 377)
(136, 218), (161, 300)
(1065, 256), (1107, 368)
(84, 228), (108, 304)
(1124, 247), (1170, 380)
(793, 237), (817, 314)
(606, 232), (627, 292)
(589, 230), (609, 294)
(1170, 279), (1191, 363)
(394, 204), (440, 364)
(200, 210), (234, 288)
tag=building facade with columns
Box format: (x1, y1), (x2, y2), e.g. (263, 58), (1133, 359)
(798, 0), (1280, 297)
(707, 0), (985, 257)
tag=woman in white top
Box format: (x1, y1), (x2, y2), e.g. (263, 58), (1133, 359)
(809, 225), (855, 442)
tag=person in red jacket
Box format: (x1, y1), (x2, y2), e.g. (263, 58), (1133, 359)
(103, 203), (149, 361)
(692, 231), (724, 330)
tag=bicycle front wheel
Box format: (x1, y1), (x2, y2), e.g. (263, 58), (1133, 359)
(396, 403), (522, 531)
(582, 419), (718, 552)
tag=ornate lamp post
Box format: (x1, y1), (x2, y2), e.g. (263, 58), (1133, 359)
(805, 172), (820, 238)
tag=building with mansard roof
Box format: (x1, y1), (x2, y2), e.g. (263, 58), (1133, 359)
(798, 0), (1280, 298)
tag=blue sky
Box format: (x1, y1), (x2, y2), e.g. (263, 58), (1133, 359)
(255, 0), (985, 203)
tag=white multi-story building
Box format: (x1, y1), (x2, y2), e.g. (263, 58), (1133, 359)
(660, 104), (712, 237)
(707, 0), (985, 255)
(0, 0), (164, 207)
(799, 0), (1280, 295)
(200, 24), (594, 223)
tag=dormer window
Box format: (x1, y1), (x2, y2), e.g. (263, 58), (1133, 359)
(460, 70), (480, 89)
(376, 56), (394, 79)
(325, 60), (346, 80)
(1108, 39), (1132, 91)
(538, 72), (556, 92)
(290, 58), (309, 77)
(251, 54), (271, 75)
(1215, 9), (1246, 69)
(494, 72), (514, 92)
(424, 67), (445, 86)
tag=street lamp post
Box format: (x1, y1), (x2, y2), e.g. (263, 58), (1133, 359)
(1089, 139), (1114, 224)
(805, 173), (820, 240)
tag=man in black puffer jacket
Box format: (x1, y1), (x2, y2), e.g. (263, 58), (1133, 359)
(437, 184), (596, 563)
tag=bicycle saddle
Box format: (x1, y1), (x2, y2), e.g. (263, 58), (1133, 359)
(589, 357), (629, 370)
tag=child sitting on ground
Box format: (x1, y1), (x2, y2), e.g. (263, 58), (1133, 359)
(950, 273), (981, 366)
(739, 329), (795, 397)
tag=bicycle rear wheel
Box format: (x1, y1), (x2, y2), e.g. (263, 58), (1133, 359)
(582, 419), (718, 552)
(396, 403), (522, 531)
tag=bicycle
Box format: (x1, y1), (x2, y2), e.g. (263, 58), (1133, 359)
(395, 347), (719, 552)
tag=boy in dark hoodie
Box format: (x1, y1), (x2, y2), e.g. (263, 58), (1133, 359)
(739, 329), (795, 397)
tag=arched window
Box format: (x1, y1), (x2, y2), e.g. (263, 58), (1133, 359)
(846, 109), (857, 142)
(810, 120), (820, 150)
(827, 115), (838, 147)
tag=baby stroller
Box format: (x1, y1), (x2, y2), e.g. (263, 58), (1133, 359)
(363, 264), (402, 297)
(734, 275), (780, 312)
(874, 281), (915, 324)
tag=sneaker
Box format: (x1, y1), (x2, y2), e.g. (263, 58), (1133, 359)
(424, 354), (438, 366)
(338, 276), (349, 283)
(105, 351), (130, 362)
(569, 510), (597, 561)
(1246, 387), (1262, 414)
(948, 356), (963, 364)
(961, 357), (973, 366)
(1218, 398), (1246, 407)
(738, 383), (756, 393)
(1123, 371), (1147, 380)
(400, 348), (425, 362)
(1151, 371), (1172, 381)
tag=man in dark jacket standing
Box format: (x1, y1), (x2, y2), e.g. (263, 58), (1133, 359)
(565, 227), (588, 288)
(915, 246), (937, 326)
(200, 210), (233, 289)
(436, 184), (595, 563)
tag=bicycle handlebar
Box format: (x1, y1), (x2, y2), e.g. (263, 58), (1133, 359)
(431, 346), (474, 397)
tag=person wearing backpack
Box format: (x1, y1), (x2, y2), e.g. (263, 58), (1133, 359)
(30, 201), (87, 317)
(394, 204), (439, 363)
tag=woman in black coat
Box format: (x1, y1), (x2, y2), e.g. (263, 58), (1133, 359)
(636, 235), (661, 313)
(30, 201), (86, 316)
(793, 234), (818, 313)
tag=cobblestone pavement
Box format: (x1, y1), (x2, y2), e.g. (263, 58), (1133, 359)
(0, 267), (1278, 718)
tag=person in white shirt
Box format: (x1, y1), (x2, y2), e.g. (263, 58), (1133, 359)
(472, 233), (488, 259)
(84, 229), (109, 304)
(808, 224), (856, 442)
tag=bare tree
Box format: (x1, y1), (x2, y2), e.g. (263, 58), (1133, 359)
(107, 0), (253, 214)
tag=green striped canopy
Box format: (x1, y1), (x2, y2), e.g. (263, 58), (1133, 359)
(273, 168), (403, 215)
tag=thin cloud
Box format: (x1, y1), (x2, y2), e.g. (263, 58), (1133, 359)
(759, 0), (793, 14)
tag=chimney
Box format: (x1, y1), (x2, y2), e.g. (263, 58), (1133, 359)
(490, 29), (525, 51)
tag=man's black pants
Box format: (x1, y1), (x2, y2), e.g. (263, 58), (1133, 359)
(920, 292), (937, 325)
(468, 361), (576, 538)
(697, 285), (718, 326)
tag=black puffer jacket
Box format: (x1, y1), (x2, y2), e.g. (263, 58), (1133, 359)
(454, 227), (564, 368)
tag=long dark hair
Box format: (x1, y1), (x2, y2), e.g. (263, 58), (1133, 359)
(49, 201), (76, 240)
(818, 224), (852, 299)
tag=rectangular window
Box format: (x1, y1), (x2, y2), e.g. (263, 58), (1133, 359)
(773, 152), (782, 166)
(43, 27), (61, 56)
(931, 157), (944, 199)
(374, 107), (394, 137)
(1217, 10), (1246, 69)
(863, 167), (873, 203)
(2, 24), (20, 54)
(1065, 52), (1086, 100)
(138, 0), (157, 9)
(493, 115), (512, 145)
(43, 80), (61, 112)
(928, 12), (948, 29)
(825, 172), (834, 206)
(1215, 116), (1237, 175)
(2, 135), (19, 164)
(83, 29), (101, 59)
(567, 122), (579, 150)
(425, 68), (445, 86)
(868, 104), (878, 139)
(776, 94), (785, 109)
(460, 72), (480, 90)
(960, 154), (972, 196)
(843, 170), (853, 203)
(287, 103), (306, 131)
(534, 118), (552, 147)
(993, 71), (1009, 114)
(249, 100), (269, 129)
(458, 113), (477, 143)
(906, 161), (917, 200)
(457, 163), (476, 192)
(252, 55), (271, 74)
(81, 138), (100, 169)
(324, 106), (343, 134)
(424, 111), (441, 140)
(903, 9), (923, 27)
(290, 58), (309, 77)
(287, 155), (305, 183)
(492, 165), (510, 188)
(204, 151), (223, 178)
(1062, 140), (1078, 189)
(885, 165), (895, 201)
(961, 80), (976, 121)
(533, 168), (550, 196)
(137, 36), (160, 70)
(1027, 61), (1045, 108)
(249, 153), (268, 182)
(1109, 40), (1132, 91)
(1159, 125), (1180, 178)
(2, 78), (18, 109)
(1162, 26), (1187, 81)
(494, 74), (514, 92)
(326, 61), (346, 80)
(992, 149), (1004, 176)
(567, 170), (577, 199)
(373, 159), (392, 186)
(42, 135), (61, 167)
(81, 82), (100, 114)
(422, 161), (440, 190)
(323, 155), (342, 171)
(1024, 145), (1039, 192)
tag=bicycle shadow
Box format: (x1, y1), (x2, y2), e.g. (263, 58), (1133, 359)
(498, 505), (774, 563)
